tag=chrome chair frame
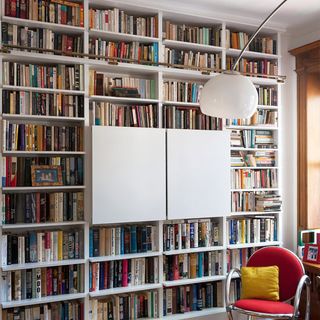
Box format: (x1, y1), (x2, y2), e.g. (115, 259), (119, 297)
(225, 268), (311, 320)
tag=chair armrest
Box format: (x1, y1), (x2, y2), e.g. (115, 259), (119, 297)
(293, 274), (311, 320)
(225, 268), (241, 308)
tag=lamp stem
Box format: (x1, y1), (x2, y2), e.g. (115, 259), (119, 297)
(232, 0), (287, 71)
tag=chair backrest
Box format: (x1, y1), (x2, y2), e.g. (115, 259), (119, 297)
(247, 247), (304, 301)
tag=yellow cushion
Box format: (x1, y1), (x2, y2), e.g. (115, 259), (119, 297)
(241, 266), (280, 301)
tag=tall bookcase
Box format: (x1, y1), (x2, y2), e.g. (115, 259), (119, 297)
(0, 0), (283, 319)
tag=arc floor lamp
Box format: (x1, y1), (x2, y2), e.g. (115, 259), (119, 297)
(200, 0), (288, 119)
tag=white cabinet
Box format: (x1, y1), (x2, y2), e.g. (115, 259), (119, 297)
(92, 127), (230, 223)
(92, 126), (166, 224)
(167, 129), (230, 219)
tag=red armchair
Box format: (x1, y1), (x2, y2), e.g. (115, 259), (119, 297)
(225, 247), (311, 319)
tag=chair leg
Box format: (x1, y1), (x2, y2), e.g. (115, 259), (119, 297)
(226, 310), (233, 320)
(247, 316), (253, 320)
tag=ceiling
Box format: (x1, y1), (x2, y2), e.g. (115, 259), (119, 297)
(123, 0), (320, 32)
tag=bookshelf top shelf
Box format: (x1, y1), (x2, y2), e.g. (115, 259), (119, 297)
(1, 114), (85, 123)
(2, 151), (86, 157)
(1, 186), (86, 193)
(229, 211), (282, 216)
(226, 125), (278, 130)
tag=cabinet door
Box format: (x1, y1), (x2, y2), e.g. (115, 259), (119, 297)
(92, 126), (166, 224)
(167, 129), (230, 219)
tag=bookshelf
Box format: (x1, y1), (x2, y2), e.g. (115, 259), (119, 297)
(0, 1), (283, 319)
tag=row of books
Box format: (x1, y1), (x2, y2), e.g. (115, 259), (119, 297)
(164, 21), (221, 46)
(163, 81), (201, 103)
(163, 106), (223, 130)
(2, 62), (84, 91)
(2, 91), (84, 118)
(92, 102), (158, 128)
(3, 300), (84, 320)
(163, 219), (220, 252)
(226, 248), (258, 272)
(226, 30), (277, 54)
(89, 8), (158, 38)
(1, 230), (83, 266)
(2, 122), (84, 152)
(2, 192), (84, 225)
(89, 71), (156, 99)
(89, 257), (159, 291)
(231, 150), (276, 167)
(164, 48), (221, 70)
(1, 264), (84, 302)
(227, 110), (278, 126)
(2, 156), (83, 187)
(256, 85), (278, 106)
(163, 282), (223, 315)
(1, 23), (83, 54)
(89, 39), (159, 63)
(226, 57), (278, 76)
(231, 192), (281, 212)
(90, 291), (159, 320)
(230, 129), (276, 149)
(90, 225), (157, 257)
(4, 0), (84, 27)
(163, 251), (223, 281)
(228, 216), (278, 244)
(231, 168), (278, 189)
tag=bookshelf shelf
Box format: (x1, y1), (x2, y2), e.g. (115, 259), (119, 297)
(226, 48), (280, 60)
(1, 51), (85, 65)
(164, 308), (226, 319)
(163, 275), (225, 287)
(2, 114), (85, 123)
(2, 85), (85, 96)
(2, 259), (86, 271)
(163, 101), (200, 107)
(230, 147), (278, 152)
(163, 39), (224, 53)
(89, 95), (159, 104)
(2, 151), (86, 157)
(226, 125), (278, 130)
(257, 104), (279, 110)
(230, 188), (279, 192)
(1, 16), (85, 34)
(227, 241), (281, 249)
(89, 251), (162, 262)
(1, 221), (86, 230)
(163, 245), (225, 256)
(89, 29), (160, 43)
(161, 68), (213, 81)
(2, 186), (86, 193)
(89, 283), (162, 297)
(230, 166), (278, 169)
(1, 293), (87, 309)
(230, 211), (282, 216)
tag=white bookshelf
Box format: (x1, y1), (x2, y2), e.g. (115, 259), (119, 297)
(0, 1), (283, 319)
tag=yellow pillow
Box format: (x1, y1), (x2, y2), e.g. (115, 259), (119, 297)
(241, 266), (280, 301)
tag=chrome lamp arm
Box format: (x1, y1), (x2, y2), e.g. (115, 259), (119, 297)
(225, 268), (241, 308)
(293, 275), (311, 320)
(232, 0), (288, 71)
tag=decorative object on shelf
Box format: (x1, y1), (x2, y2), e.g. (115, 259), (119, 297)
(303, 244), (320, 264)
(31, 165), (63, 187)
(200, 0), (287, 118)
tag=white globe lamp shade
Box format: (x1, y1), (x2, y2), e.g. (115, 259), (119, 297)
(200, 71), (258, 119)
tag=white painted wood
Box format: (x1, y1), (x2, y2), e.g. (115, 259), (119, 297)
(167, 129), (230, 219)
(92, 126), (166, 224)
